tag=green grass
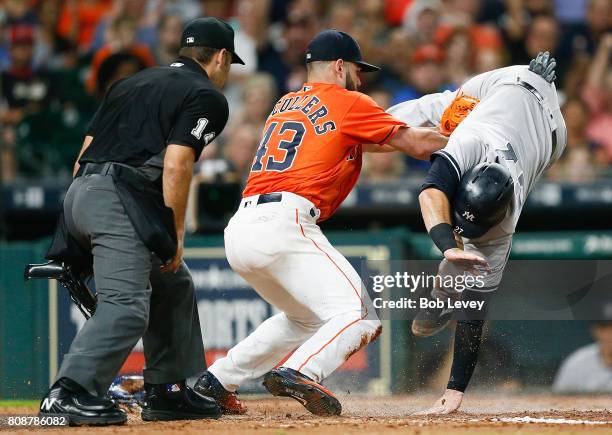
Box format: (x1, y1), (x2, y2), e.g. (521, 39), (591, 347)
(0, 400), (38, 408)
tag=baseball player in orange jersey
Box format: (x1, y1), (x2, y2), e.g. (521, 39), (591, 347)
(194, 30), (448, 416)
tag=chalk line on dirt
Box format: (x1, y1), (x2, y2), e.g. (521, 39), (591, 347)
(490, 416), (609, 425)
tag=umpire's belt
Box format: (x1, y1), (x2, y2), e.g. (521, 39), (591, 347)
(78, 162), (177, 264)
(80, 161), (115, 176)
(516, 80), (558, 158)
(79, 161), (160, 183)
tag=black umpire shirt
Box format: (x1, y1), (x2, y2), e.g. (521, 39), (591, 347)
(80, 56), (228, 168)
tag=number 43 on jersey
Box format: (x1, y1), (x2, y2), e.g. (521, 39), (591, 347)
(251, 121), (306, 172)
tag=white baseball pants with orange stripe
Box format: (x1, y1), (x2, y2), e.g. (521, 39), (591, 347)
(208, 192), (381, 391)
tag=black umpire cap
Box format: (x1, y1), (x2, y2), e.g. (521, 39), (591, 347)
(181, 17), (245, 65)
(305, 29), (380, 72)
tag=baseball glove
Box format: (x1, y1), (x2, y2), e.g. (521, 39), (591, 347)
(440, 90), (480, 136)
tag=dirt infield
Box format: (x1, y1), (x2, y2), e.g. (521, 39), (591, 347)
(1, 394), (610, 434)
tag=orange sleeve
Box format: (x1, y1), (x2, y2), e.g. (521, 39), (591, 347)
(57, 3), (73, 40)
(133, 45), (157, 67)
(340, 94), (406, 146)
(87, 47), (111, 93)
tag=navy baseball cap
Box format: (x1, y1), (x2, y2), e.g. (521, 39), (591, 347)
(181, 17), (245, 65)
(305, 29), (380, 72)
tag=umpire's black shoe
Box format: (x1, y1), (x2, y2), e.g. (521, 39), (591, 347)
(263, 367), (341, 416)
(39, 377), (127, 426)
(141, 381), (221, 421)
(194, 371), (247, 414)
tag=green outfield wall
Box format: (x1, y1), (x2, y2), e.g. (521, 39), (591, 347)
(1, 230), (609, 398)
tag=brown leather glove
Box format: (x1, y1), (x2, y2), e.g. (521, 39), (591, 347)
(440, 90), (480, 136)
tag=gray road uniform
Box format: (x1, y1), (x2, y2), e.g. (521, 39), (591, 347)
(388, 65), (567, 293)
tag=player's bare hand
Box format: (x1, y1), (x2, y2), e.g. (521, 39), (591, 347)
(161, 242), (184, 273)
(415, 389), (464, 415)
(443, 248), (490, 274)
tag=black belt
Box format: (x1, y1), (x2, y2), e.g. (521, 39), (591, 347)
(79, 161), (115, 176)
(516, 80), (558, 157)
(517, 79), (544, 101)
(257, 192), (282, 205)
(79, 162), (158, 182)
(251, 193), (316, 217)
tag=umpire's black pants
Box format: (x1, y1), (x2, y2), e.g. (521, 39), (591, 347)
(54, 173), (205, 396)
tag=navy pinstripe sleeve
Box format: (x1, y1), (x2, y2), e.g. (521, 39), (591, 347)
(420, 154), (461, 201)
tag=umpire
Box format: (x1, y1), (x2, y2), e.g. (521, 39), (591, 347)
(39, 18), (244, 425)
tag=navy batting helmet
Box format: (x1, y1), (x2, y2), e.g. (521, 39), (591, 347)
(452, 162), (514, 239)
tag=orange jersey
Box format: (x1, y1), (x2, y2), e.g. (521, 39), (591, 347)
(243, 83), (405, 220)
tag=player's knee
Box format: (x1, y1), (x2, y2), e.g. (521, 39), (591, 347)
(290, 316), (323, 333)
(359, 319), (383, 344)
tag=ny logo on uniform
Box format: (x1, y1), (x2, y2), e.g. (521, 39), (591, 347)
(462, 211), (475, 222)
(40, 398), (57, 411)
(186, 37), (195, 43)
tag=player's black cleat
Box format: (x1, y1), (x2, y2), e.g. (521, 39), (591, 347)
(263, 367), (341, 416)
(141, 381), (221, 421)
(194, 371), (247, 414)
(411, 294), (456, 337)
(411, 307), (453, 337)
(39, 377), (127, 426)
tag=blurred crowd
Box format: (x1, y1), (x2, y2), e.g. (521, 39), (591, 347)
(0, 0), (611, 184)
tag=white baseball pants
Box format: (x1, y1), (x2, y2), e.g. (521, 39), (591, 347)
(208, 192), (381, 391)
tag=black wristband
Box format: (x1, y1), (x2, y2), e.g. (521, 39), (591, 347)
(429, 223), (457, 253)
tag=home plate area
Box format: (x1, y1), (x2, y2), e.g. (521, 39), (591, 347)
(4, 394), (610, 434)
